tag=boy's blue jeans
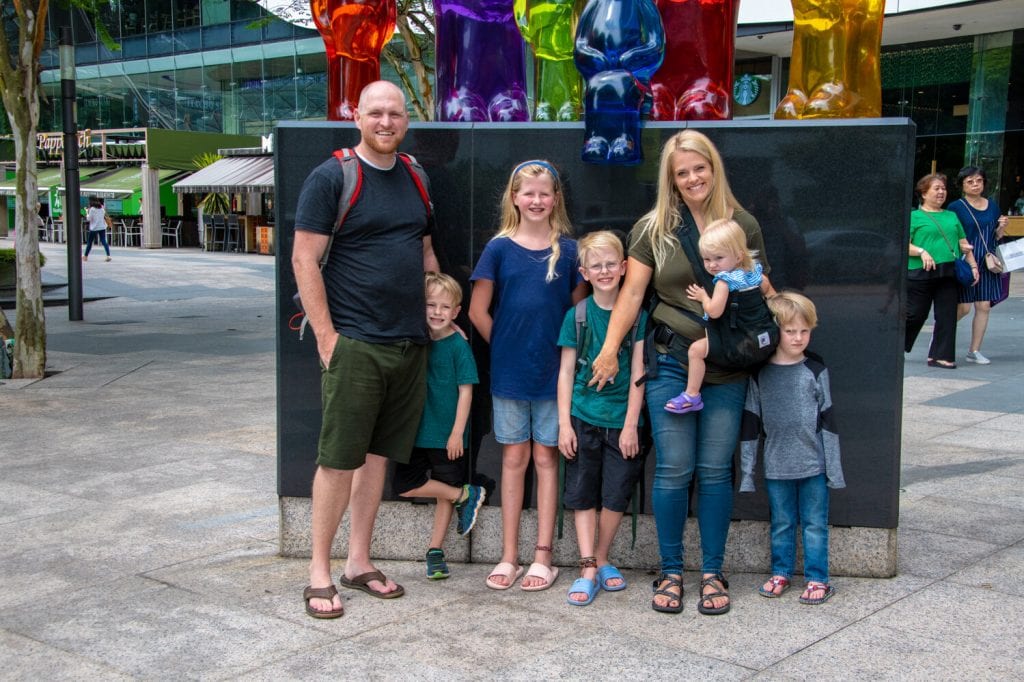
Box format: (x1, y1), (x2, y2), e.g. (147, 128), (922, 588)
(765, 473), (830, 584)
(645, 354), (746, 575)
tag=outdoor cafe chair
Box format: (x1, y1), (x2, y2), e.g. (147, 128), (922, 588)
(161, 219), (182, 248)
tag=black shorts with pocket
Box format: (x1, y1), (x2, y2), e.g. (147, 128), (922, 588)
(392, 447), (466, 495)
(563, 417), (644, 513)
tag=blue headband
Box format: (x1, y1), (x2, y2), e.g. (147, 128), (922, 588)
(512, 160), (560, 185)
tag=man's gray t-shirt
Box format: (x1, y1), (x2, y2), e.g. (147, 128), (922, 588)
(295, 155), (432, 344)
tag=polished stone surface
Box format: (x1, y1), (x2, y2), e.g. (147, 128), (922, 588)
(275, 120), (916, 530)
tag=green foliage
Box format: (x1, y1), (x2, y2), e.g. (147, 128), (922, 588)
(192, 152), (231, 215)
(0, 249), (45, 267)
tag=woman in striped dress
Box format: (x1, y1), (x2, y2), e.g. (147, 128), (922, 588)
(949, 166), (1008, 365)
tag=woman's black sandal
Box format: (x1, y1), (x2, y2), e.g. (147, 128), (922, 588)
(697, 572), (730, 615)
(651, 572), (684, 614)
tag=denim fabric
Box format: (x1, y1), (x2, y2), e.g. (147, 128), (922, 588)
(491, 397), (559, 446)
(645, 354), (746, 574)
(765, 473), (830, 583)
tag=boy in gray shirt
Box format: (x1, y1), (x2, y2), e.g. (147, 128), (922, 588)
(740, 292), (845, 605)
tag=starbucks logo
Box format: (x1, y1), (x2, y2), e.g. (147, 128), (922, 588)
(734, 74), (761, 106)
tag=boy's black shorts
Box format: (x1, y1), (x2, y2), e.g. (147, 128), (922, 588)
(563, 417), (644, 512)
(392, 447), (465, 495)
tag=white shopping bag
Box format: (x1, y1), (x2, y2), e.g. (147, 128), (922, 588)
(997, 239), (1024, 272)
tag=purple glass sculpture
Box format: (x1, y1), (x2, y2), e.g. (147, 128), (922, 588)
(435, 0), (530, 122)
(574, 0), (665, 165)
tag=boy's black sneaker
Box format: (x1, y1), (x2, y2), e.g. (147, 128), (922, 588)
(454, 484), (486, 535)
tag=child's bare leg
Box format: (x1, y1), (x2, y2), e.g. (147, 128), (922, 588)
(522, 442), (559, 588)
(399, 480), (461, 549)
(595, 509), (625, 587)
(684, 338), (707, 397)
(494, 441), (530, 586)
(569, 508), (598, 602)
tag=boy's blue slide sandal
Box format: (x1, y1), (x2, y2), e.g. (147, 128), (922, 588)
(598, 564), (627, 591)
(566, 577), (599, 606)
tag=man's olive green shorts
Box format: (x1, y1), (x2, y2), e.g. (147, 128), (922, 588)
(317, 334), (427, 471)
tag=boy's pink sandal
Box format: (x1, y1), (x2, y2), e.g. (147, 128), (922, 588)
(665, 392), (704, 414)
(758, 576), (790, 598)
(799, 582), (835, 605)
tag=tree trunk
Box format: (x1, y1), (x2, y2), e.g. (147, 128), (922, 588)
(1, 21), (47, 378)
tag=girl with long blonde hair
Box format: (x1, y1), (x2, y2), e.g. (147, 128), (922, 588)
(469, 160), (587, 591)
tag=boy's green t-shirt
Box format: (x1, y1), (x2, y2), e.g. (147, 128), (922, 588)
(557, 296), (648, 429)
(414, 332), (479, 449)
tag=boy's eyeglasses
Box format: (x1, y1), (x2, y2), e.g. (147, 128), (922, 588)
(586, 261), (622, 274)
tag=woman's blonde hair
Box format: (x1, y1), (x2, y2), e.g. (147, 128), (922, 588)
(494, 160), (573, 282)
(577, 230), (625, 267)
(424, 271), (463, 307)
(698, 219), (755, 272)
(767, 291), (818, 329)
(633, 130), (743, 270)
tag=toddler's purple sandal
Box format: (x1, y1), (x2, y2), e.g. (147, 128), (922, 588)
(665, 392), (704, 414)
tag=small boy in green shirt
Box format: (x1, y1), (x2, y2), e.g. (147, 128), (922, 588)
(393, 273), (486, 579)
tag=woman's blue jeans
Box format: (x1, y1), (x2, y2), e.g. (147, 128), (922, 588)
(765, 473), (830, 583)
(645, 354), (746, 575)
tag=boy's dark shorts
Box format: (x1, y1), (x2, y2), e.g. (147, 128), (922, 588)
(563, 416), (644, 512)
(392, 447), (466, 495)
(317, 334), (427, 471)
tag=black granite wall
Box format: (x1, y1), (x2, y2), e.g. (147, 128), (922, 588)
(276, 120), (915, 529)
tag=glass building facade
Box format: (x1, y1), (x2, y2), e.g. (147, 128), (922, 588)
(34, 1), (327, 136)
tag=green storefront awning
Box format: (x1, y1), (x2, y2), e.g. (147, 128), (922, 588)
(61, 167), (185, 199)
(0, 166), (109, 196)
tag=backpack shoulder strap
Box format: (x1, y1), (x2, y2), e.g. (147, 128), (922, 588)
(574, 299), (589, 376)
(331, 148), (362, 236)
(397, 152), (433, 217)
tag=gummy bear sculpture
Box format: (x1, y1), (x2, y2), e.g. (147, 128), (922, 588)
(310, 0), (397, 121)
(775, 0), (885, 119)
(649, 0), (739, 121)
(515, 0), (585, 121)
(436, 0), (530, 122)
(574, 0), (665, 165)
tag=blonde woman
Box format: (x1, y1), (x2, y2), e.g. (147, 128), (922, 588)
(589, 131), (771, 615)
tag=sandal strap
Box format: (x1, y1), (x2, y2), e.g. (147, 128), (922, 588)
(700, 572), (730, 604)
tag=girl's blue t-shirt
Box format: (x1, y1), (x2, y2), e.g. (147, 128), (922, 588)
(471, 236), (581, 401)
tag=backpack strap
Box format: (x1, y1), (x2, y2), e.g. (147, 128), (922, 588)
(396, 152), (433, 218)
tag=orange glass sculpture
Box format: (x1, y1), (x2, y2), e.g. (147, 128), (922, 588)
(776, 0), (885, 119)
(310, 0), (397, 121)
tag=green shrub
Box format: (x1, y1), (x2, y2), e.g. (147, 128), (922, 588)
(0, 248), (46, 267)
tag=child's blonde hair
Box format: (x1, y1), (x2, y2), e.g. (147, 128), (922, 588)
(424, 271), (463, 307)
(495, 160), (573, 282)
(698, 218), (756, 272)
(577, 230), (625, 268)
(768, 291), (819, 328)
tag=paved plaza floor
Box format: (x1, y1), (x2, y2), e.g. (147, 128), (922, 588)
(2, 237), (1022, 679)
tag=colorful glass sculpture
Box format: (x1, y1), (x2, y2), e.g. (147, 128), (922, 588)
(649, 0), (740, 121)
(435, 0), (530, 122)
(776, 0), (885, 119)
(310, 0), (397, 121)
(574, 0), (665, 165)
(515, 0), (585, 121)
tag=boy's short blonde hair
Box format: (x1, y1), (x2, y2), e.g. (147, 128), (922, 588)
(577, 230), (625, 267)
(698, 218), (755, 271)
(424, 271), (463, 307)
(768, 291), (818, 329)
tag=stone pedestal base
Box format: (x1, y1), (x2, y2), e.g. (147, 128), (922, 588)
(279, 498), (897, 578)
